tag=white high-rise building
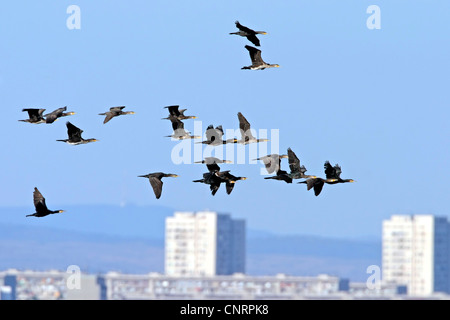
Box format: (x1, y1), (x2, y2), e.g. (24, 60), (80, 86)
(382, 215), (450, 295)
(164, 211), (245, 277)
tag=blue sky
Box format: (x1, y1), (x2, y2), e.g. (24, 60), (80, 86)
(1, 1), (449, 239)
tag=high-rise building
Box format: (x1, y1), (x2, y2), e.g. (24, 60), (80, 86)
(0, 275), (16, 300)
(165, 211), (245, 276)
(382, 215), (450, 295)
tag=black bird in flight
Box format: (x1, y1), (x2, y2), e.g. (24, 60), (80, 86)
(254, 154), (288, 175)
(26, 187), (65, 218)
(162, 105), (197, 121)
(241, 45), (279, 70)
(19, 108), (46, 124)
(298, 161), (354, 196)
(193, 171), (224, 196)
(99, 106), (135, 124)
(263, 155), (293, 184)
(138, 172), (179, 199)
(193, 158), (229, 196)
(57, 122), (98, 145)
(324, 161), (356, 185)
(44, 106), (75, 124)
(218, 171), (247, 195)
(166, 118), (200, 140)
(287, 148), (317, 180)
(197, 125), (238, 146)
(298, 177), (338, 196)
(193, 160), (246, 195)
(236, 112), (269, 144)
(230, 21), (267, 47)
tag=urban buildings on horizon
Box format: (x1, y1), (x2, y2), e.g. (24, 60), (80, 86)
(2, 212), (450, 299)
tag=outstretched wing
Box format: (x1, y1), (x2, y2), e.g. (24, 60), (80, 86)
(313, 179), (325, 196)
(215, 125), (224, 136)
(245, 45), (263, 65)
(324, 161), (341, 179)
(237, 112), (255, 141)
(226, 181), (236, 195)
(210, 182), (221, 196)
(33, 187), (48, 213)
(165, 105), (181, 117)
(299, 165), (307, 175)
(333, 164), (342, 179)
(66, 122), (82, 141)
(205, 124), (223, 142)
(23, 108), (45, 121)
(287, 148), (301, 174)
(206, 162), (221, 173)
(110, 106), (126, 112)
(246, 34), (261, 47)
(171, 118), (184, 131)
(237, 112), (250, 133)
(259, 155), (280, 174)
(235, 21), (256, 34)
(102, 112), (116, 124)
(149, 177), (163, 199)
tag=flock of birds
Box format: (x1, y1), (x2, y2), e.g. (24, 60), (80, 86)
(20, 21), (354, 218)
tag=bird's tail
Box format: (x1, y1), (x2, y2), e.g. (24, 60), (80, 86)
(241, 66), (251, 70)
(26, 214), (35, 217)
(192, 179), (204, 183)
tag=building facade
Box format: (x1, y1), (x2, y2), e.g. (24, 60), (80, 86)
(2, 269), (444, 300)
(382, 215), (450, 295)
(165, 211), (245, 277)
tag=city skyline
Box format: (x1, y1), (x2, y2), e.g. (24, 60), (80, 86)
(1, 2), (449, 306)
(1, 215), (449, 299)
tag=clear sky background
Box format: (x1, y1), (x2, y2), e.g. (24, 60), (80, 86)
(0, 0), (449, 239)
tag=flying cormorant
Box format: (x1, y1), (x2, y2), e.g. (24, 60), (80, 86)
(26, 187), (65, 218)
(57, 122), (98, 145)
(230, 21), (267, 47)
(241, 45), (279, 70)
(236, 112), (269, 144)
(99, 106), (135, 124)
(162, 105), (197, 121)
(287, 148), (317, 180)
(44, 106), (75, 124)
(138, 172), (179, 199)
(19, 108), (46, 124)
(166, 118), (200, 140)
